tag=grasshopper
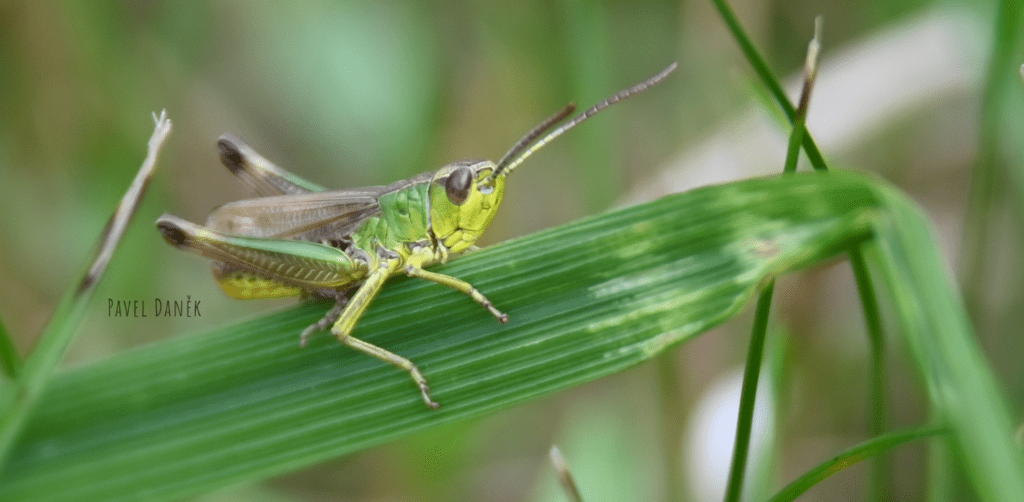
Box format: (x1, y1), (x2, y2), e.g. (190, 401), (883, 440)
(157, 63), (676, 408)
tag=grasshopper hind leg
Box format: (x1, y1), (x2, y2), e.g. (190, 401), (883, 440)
(300, 291), (349, 347)
(329, 262), (440, 409)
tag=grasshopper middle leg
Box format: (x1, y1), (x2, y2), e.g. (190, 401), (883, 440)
(300, 292), (349, 347)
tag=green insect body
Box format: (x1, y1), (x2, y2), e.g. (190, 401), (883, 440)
(158, 63), (676, 408)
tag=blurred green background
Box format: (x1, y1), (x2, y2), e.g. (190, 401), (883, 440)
(0, 1), (1020, 501)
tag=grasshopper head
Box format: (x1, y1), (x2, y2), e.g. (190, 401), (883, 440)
(426, 104), (578, 253)
(429, 63), (678, 254)
(428, 160), (505, 253)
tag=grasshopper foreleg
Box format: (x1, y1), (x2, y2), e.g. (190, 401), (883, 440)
(331, 262), (439, 409)
(404, 265), (509, 324)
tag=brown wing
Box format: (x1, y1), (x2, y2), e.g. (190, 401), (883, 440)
(217, 133), (328, 196)
(205, 187), (386, 241)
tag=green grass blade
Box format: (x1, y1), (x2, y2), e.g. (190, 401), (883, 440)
(0, 112), (171, 465)
(0, 172), (876, 501)
(0, 171), (1019, 501)
(709, 0), (827, 171)
(549, 446), (585, 502)
(727, 26), (820, 498)
(724, 281), (773, 502)
(0, 318), (18, 379)
(961, 0), (1024, 318)
(869, 180), (1024, 500)
(768, 425), (945, 502)
(849, 245), (888, 498)
(714, 6), (895, 496)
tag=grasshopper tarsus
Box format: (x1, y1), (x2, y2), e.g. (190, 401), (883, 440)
(484, 304), (507, 324)
(416, 379), (440, 409)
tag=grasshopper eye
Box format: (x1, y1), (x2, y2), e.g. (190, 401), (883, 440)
(445, 166), (473, 206)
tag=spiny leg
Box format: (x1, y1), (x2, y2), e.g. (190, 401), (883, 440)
(404, 265), (509, 323)
(331, 263), (438, 409)
(300, 293), (348, 347)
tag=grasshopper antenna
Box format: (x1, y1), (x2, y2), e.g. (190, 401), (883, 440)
(488, 62), (677, 182)
(494, 103), (577, 175)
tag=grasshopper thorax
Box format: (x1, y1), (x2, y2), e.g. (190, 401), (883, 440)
(428, 160), (505, 254)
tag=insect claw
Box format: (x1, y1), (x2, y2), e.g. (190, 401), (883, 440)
(421, 385), (440, 409)
(483, 303), (507, 323)
(406, 363), (439, 408)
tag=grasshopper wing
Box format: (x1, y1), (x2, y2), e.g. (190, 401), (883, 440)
(217, 133), (327, 196)
(206, 188), (386, 241)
